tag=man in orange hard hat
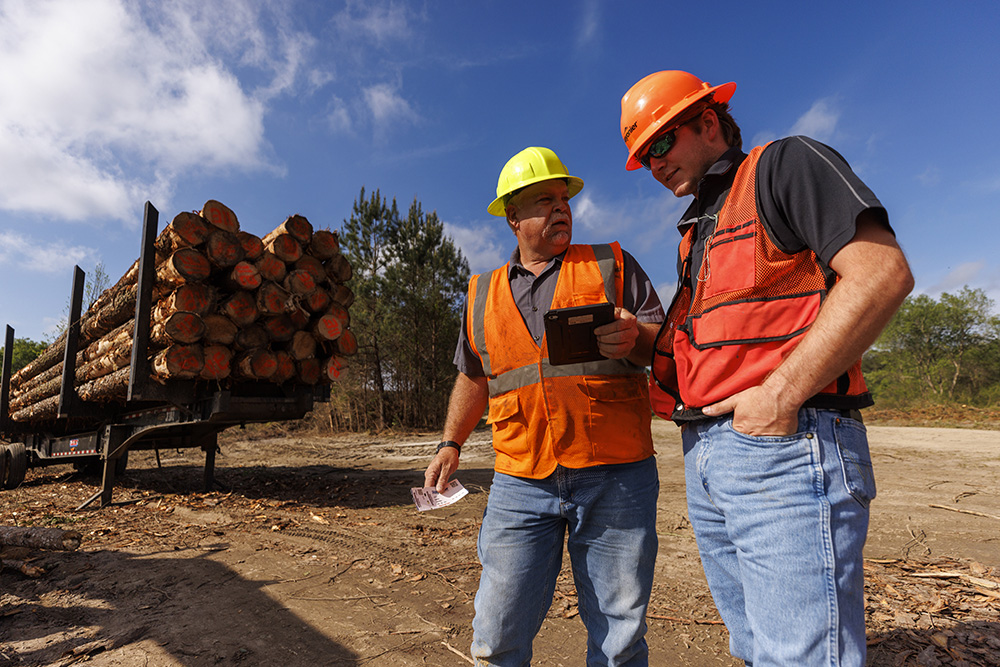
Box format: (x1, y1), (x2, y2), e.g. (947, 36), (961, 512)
(620, 71), (913, 666)
(424, 146), (664, 665)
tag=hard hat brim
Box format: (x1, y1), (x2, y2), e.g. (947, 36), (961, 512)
(625, 81), (736, 171)
(487, 175), (585, 217)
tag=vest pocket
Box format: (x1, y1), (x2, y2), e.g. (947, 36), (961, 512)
(487, 391), (530, 457)
(583, 377), (652, 460)
(702, 229), (755, 298)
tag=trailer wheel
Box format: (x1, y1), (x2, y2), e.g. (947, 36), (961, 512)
(2, 443), (27, 490)
(0, 445), (8, 489)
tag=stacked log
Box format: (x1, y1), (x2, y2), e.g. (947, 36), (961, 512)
(7, 200), (356, 424)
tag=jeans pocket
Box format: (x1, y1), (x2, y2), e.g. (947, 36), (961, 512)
(835, 417), (876, 508)
(724, 420), (804, 446)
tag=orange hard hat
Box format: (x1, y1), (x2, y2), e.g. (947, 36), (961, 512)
(620, 70), (736, 171)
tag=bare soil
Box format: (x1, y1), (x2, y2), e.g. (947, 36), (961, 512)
(2, 419), (999, 666)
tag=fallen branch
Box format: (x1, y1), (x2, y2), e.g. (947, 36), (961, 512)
(928, 504), (1000, 520)
(442, 641), (475, 665)
(1, 559), (45, 577)
(0, 526), (82, 551)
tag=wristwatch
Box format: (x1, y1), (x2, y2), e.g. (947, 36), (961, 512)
(436, 440), (461, 453)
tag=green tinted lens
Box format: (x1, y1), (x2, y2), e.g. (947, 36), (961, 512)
(647, 131), (676, 158)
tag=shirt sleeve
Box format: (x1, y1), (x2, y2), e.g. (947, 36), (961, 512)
(453, 293), (485, 377)
(622, 250), (665, 323)
(756, 136), (893, 266)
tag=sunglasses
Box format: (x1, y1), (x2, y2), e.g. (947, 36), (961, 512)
(638, 113), (702, 170)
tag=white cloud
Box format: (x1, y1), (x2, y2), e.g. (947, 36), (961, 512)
(333, 0), (414, 45)
(0, 0), (306, 224)
(327, 97), (354, 133)
(444, 221), (507, 276)
(575, 0), (601, 52)
(916, 261), (1000, 315)
(572, 189), (688, 248)
(363, 83), (421, 139)
(790, 99), (840, 142)
(753, 98), (841, 147)
(917, 165), (942, 187)
(925, 261), (989, 295)
(0, 231), (97, 273)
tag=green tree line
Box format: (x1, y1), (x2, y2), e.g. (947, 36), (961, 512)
(864, 286), (1000, 407)
(329, 187), (470, 431)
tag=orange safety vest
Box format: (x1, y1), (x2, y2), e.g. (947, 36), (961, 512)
(469, 242), (654, 478)
(650, 145), (872, 420)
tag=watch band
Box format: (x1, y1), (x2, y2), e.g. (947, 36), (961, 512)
(436, 440), (461, 453)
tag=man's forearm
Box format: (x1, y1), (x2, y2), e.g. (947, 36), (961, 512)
(442, 372), (490, 444)
(761, 218), (914, 411)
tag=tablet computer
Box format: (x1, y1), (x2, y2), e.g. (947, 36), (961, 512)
(543, 302), (614, 366)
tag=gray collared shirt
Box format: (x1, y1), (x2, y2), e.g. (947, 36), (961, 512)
(454, 246), (664, 377)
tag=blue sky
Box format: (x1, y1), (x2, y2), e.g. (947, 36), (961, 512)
(2, 0), (998, 343)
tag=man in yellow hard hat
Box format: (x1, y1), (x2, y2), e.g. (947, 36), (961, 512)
(424, 146), (664, 665)
(620, 70), (914, 666)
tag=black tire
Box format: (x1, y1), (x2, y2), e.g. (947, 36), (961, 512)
(3, 442), (27, 490)
(0, 445), (9, 489)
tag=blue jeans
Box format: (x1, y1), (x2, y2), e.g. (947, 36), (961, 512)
(471, 457), (659, 666)
(683, 409), (874, 667)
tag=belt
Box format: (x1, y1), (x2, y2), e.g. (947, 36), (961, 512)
(838, 409), (864, 423)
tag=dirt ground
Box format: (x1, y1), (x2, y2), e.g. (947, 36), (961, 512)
(2, 418), (999, 666)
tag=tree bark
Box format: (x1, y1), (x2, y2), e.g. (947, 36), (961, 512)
(0, 526), (81, 551)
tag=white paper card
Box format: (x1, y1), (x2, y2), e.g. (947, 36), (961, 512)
(411, 479), (468, 511)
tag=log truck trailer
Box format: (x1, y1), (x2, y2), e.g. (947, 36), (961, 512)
(0, 203), (327, 509)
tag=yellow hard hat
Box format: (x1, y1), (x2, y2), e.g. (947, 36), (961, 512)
(487, 146), (584, 216)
